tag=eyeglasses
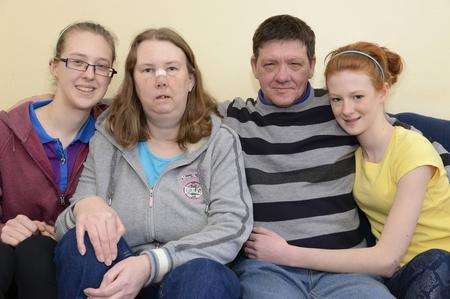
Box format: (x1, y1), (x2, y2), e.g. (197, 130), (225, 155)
(55, 57), (117, 78)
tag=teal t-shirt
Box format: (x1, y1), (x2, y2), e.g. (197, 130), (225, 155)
(138, 141), (181, 187)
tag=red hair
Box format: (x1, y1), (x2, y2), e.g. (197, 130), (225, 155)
(325, 41), (403, 91)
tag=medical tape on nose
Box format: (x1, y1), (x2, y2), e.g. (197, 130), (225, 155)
(155, 68), (167, 77)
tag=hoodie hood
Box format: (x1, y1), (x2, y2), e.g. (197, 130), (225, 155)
(0, 101), (36, 143)
(0, 100), (107, 143)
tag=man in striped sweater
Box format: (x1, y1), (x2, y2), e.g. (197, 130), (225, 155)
(219, 14), (395, 298)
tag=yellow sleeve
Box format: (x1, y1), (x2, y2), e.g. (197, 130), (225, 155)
(394, 130), (444, 184)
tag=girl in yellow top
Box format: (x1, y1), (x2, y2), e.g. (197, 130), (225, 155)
(243, 41), (450, 299)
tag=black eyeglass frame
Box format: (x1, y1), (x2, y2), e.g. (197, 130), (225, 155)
(54, 57), (117, 78)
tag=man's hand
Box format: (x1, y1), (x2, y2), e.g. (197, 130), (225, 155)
(1, 215), (38, 246)
(74, 196), (126, 266)
(84, 255), (151, 299)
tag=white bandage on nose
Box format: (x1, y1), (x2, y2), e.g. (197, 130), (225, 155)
(155, 68), (167, 77)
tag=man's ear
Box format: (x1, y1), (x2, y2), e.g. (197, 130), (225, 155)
(308, 56), (316, 79)
(251, 55), (258, 78)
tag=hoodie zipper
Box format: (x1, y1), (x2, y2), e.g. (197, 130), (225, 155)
(97, 119), (216, 243)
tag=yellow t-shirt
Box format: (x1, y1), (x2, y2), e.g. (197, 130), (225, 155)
(354, 126), (450, 265)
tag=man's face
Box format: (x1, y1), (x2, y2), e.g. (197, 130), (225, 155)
(252, 39), (315, 107)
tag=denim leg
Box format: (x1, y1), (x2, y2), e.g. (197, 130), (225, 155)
(311, 271), (394, 299)
(386, 249), (450, 299)
(233, 258), (309, 299)
(158, 258), (240, 299)
(54, 228), (133, 299)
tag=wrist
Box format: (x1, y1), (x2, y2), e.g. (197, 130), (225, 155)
(72, 201), (81, 217)
(140, 254), (152, 284)
(73, 196), (95, 217)
(284, 244), (304, 268)
(281, 244), (293, 266)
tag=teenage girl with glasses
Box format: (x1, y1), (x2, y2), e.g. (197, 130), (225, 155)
(0, 21), (116, 299)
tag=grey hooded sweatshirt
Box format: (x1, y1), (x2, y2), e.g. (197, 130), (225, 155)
(55, 110), (253, 284)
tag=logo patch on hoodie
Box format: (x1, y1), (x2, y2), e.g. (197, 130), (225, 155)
(180, 173), (203, 202)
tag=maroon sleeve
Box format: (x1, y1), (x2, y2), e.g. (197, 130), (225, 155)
(0, 176), (3, 226)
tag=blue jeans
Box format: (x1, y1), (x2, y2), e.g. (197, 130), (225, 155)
(385, 249), (450, 298)
(233, 258), (394, 299)
(54, 228), (240, 299)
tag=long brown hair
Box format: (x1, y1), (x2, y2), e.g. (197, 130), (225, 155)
(107, 28), (218, 149)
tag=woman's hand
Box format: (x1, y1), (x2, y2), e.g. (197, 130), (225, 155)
(34, 221), (56, 240)
(245, 226), (291, 265)
(84, 255), (151, 299)
(1, 214), (38, 246)
(74, 196), (126, 266)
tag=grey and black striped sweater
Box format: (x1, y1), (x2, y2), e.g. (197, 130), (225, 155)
(219, 87), (450, 250)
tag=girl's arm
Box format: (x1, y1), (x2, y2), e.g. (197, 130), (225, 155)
(246, 165), (434, 277)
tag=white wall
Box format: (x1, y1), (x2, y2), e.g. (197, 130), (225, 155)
(1, 0), (449, 118)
